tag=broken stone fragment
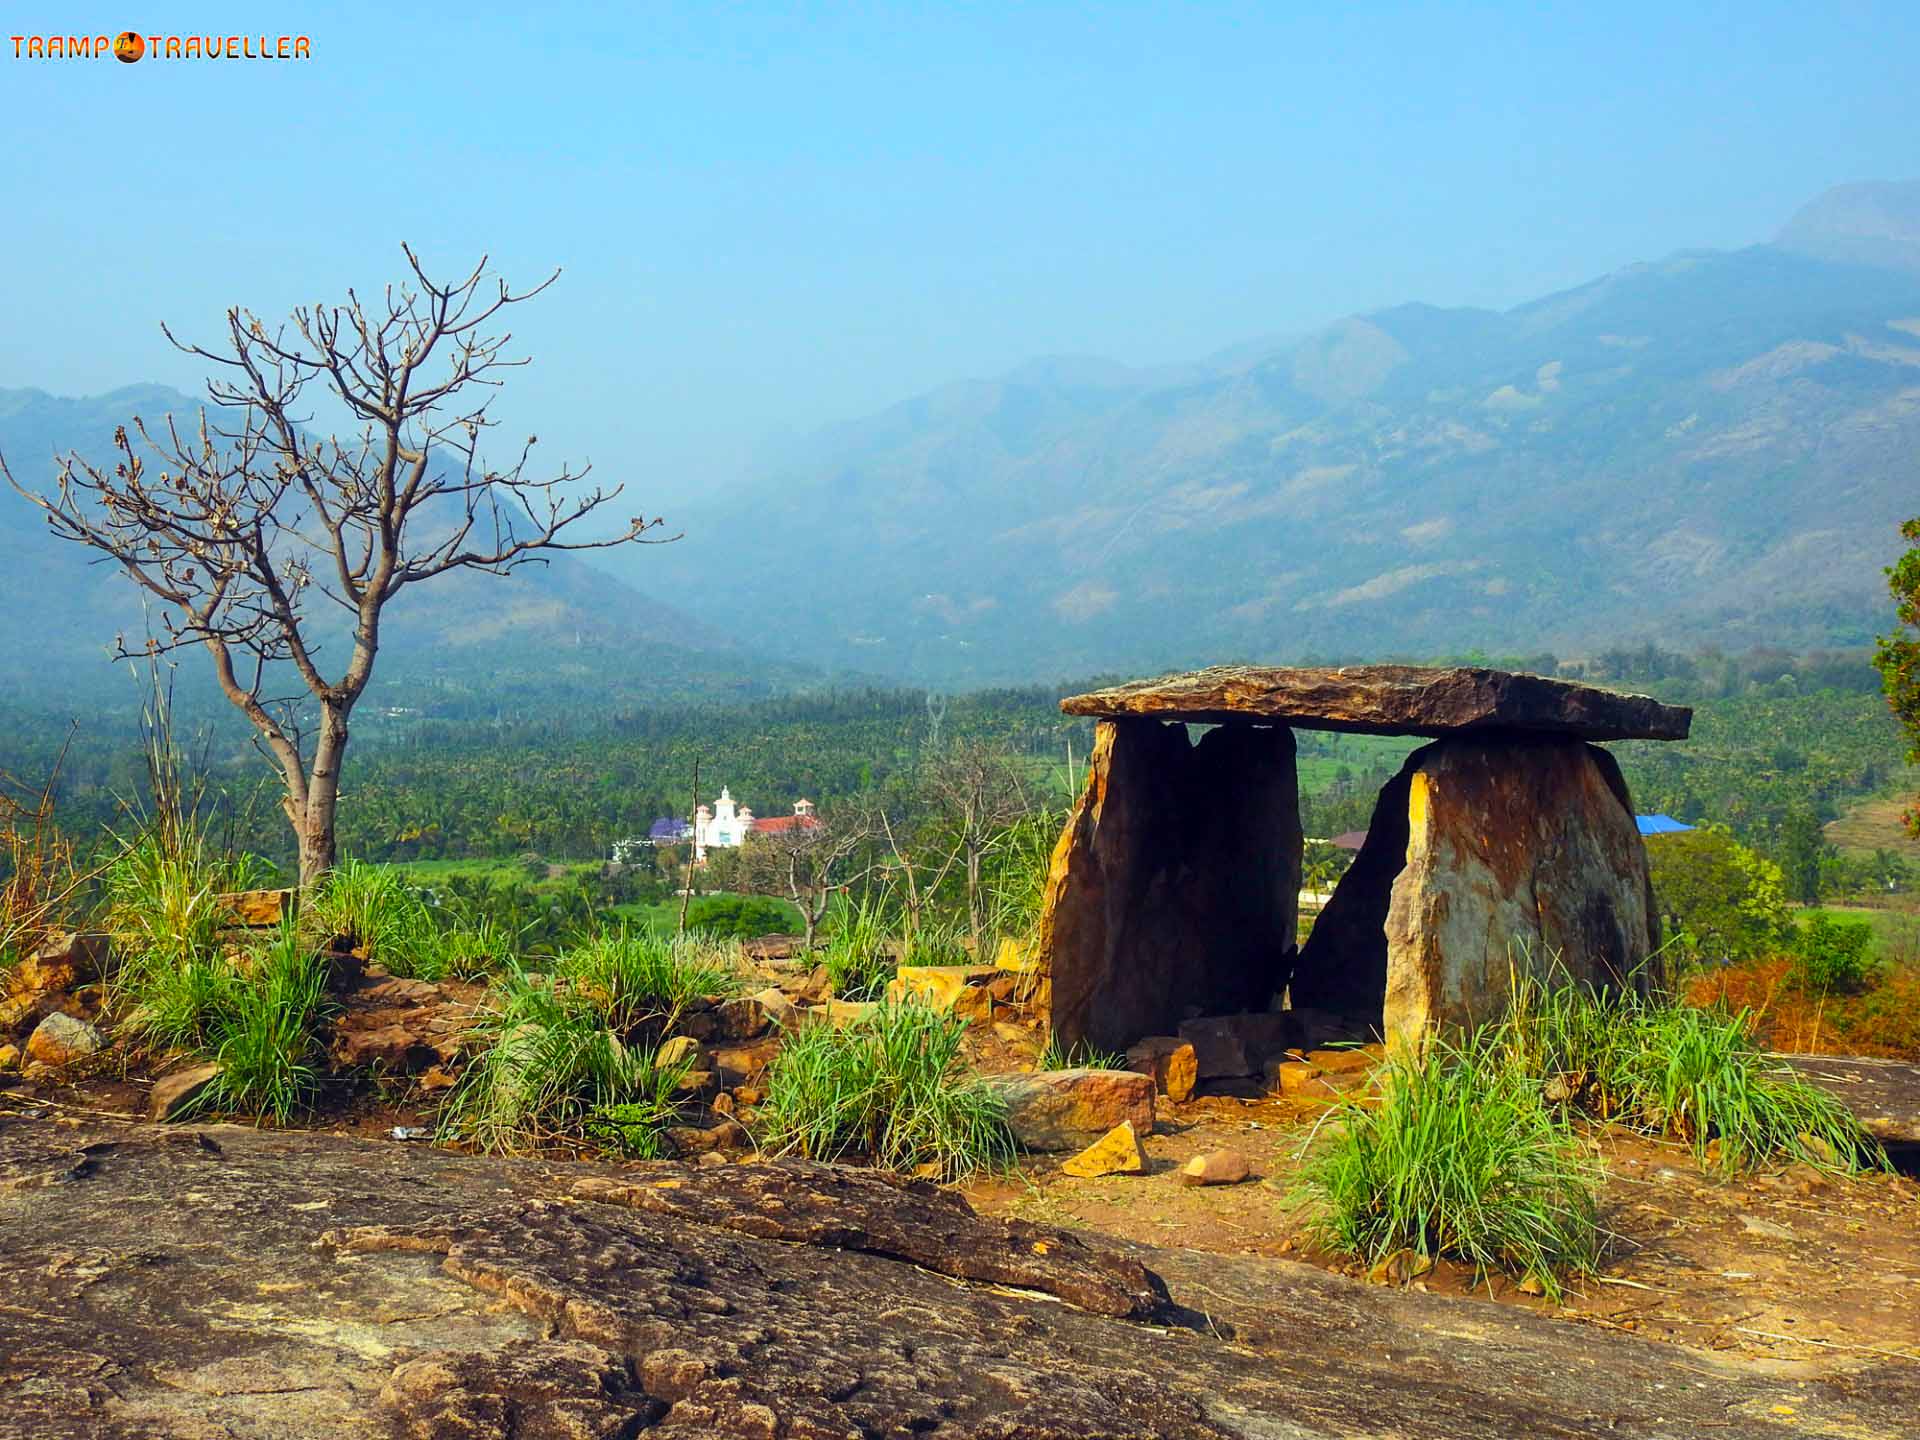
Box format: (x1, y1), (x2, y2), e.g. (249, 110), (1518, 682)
(9, 932), (109, 999)
(750, 986), (794, 1030)
(149, 1061), (223, 1121)
(1178, 1149), (1251, 1187)
(986, 1067), (1155, 1152)
(219, 887), (295, 927)
(655, 1035), (705, 1070)
(1061, 1120), (1146, 1179)
(1268, 1059), (1329, 1097)
(1125, 1036), (1198, 1103)
(26, 1011), (102, 1068)
(709, 1038), (781, 1087)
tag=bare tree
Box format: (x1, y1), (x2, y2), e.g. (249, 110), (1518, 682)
(2, 248), (664, 886)
(919, 740), (1030, 947)
(736, 803), (877, 952)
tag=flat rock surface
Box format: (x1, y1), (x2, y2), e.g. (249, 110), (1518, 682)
(1062, 664), (1692, 740)
(2, 1110), (1915, 1438)
(1781, 1052), (1920, 1143)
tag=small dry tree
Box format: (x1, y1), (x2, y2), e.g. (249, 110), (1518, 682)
(2, 247), (665, 886)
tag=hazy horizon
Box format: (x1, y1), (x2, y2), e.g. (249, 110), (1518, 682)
(5, 2), (1919, 508)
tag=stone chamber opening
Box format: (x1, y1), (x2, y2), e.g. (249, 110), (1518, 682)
(1034, 665), (1691, 1089)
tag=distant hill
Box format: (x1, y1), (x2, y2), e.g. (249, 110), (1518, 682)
(0, 385), (815, 713)
(602, 183), (1920, 685)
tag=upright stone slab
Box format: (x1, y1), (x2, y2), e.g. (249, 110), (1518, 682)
(1038, 719), (1300, 1051)
(1380, 736), (1658, 1043)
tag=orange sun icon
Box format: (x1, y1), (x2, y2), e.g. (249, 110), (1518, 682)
(112, 31), (145, 63)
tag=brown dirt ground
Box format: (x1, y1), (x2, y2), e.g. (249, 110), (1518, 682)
(966, 1080), (1920, 1371)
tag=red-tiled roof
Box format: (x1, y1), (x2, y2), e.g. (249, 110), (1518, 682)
(749, 814), (822, 835)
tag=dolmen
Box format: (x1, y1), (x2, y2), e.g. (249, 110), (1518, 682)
(1034, 665), (1691, 1053)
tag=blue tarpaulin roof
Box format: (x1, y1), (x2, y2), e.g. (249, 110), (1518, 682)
(1636, 814), (1694, 835)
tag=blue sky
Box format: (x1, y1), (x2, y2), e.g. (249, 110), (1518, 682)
(2, 1), (1916, 503)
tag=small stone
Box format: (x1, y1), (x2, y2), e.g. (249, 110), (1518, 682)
(21, 1060), (54, 1083)
(1269, 1059), (1328, 1096)
(1177, 1149), (1251, 1187)
(710, 1091), (736, 1117)
(696, 1149), (729, 1168)
(1515, 1273), (1547, 1297)
(655, 1035), (705, 1070)
(1739, 1213), (1795, 1241)
(1796, 1131), (1838, 1167)
(1366, 1248), (1433, 1286)
(1061, 1121), (1146, 1179)
(149, 1061), (223, 1122)
(0, 1043), (19, 1072)
(26, 1012), (103, 1069)
(1125, 1037), (1198, 1103)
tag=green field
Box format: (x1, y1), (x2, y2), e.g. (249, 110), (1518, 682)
(1800, 903), (1920, 965)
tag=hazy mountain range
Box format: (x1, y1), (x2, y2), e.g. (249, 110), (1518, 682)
(604, 179), (1920, 684)
(6, 181), (1919, 707)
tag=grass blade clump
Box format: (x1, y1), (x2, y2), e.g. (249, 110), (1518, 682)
(1037, 1030), (1127, 1071)
(441, 962), (694, 1155)
(1498, 969), (1883, 1175)
(202, 923), (331, 1124)
(758, 1000), (1013, 1182)
(1296, 1035), (1602, 1299)
(307, 860), (441, 975)
(1623, 1004), (1878, 1173)
(821, 897), (896, 1001)
(558, 927), (740, 1031)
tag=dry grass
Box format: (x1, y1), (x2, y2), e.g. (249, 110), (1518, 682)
(1824, 794), (1920, 858)
(1685, 957), (1920, 1059)
(0, 738), (92, 962)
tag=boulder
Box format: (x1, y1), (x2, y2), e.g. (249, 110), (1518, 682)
(750, 986), (795, 1030)
(1124, 1036), (1198, 1102)
(986, 1068), (1154, 1152)
(1178, 1149), (1251, 1187)
(709, 1038), (782, 1088)
(10, 932), (109, 998)
(25, 1011), (102, 1068)
(1060, 664), (1691, 742)
(889, 964), (1001, 1022)
(220, 888), (295, 928)
(710, 995), (772, 1041)
(1061, 1120), (1146, 1179)
(1038, 719), (1301, 1052)
(1380, 737), (1658, 1042)
(149, 1062), (223, 1121)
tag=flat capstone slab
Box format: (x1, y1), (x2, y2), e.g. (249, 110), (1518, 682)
(1060, 665), (1691, 742)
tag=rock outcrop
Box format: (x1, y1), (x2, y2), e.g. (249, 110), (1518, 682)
(3, 1115), (1912, 1438)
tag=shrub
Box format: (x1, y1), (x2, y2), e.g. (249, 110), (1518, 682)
(1789, 913), (1876, 997)
(441, 963), (693, 1155)
(683, 893), (792, 940)
(758, 1000), (1014, 1182)
(1645, 828), (1794, 966)
(1296, 1036), (1602, 1299)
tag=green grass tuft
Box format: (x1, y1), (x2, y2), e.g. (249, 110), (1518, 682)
(201, 924), (332, 1124)
(758, 999), (1013, 1182)
(440, 959), (699, 1155)
(1037, 1030), (1127, 1071)
(1296, 1035), (1602, 1299)
(557, 927), (740, 1031)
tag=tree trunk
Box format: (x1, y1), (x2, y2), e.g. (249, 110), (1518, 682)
(298, 701), (350, 889)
